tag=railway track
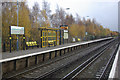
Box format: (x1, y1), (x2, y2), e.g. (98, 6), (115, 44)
(98, 43), (119, 79)
(62, 41), (118, 80)
(3, 38), (115, 80)
(37, 39), (117, 80)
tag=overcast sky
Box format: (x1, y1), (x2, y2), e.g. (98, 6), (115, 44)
(27, 0), (119, 31)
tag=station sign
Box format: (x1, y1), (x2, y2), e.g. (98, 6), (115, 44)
(10, 26), (24, 35)
(61, 27), (68, 30)
(60, 25), (69, 39)
(60, 25), (68, 30)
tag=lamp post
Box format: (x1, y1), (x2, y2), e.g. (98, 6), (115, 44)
(66, 8), (70, 10)
(17, 0), (19, 51)
(81, 16), (89, 41)
(85, 16), (89, 41)
(65, 8), (70, 43)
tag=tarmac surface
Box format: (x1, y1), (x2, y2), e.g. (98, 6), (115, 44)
(2, 41), (86, 59)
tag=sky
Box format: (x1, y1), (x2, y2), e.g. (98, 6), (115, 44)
(27, 0), (119, 31)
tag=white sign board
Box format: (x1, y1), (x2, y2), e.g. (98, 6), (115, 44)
(11, 26), (24, 35)
(64, 33), (68, 39)
(73, 38), (75, 42)
(64, 30), (68, 33)
(86, 32), (88, 35)
(64, 30), (68, 39)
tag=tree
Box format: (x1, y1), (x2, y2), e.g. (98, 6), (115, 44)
(2, 2), (32, 51)
(42, 0), (51, 18)
(78, 25), (85, 39)
(69, 24), (79, 37)
(50, 13), (58, 27)
(41, 0), (51, 27)
(31, 2), (40, 28)
(50, 5), (66, 27)
(58, 8), (66, 25)
(87, 23), (94, 35)
(40, 10), (50, 27)
(18, 2), (31, 38)
(65, 14), (75, 26)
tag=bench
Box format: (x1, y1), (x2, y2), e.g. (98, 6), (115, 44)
(48, 40), (56, 47)
(26, 41), (39, 49)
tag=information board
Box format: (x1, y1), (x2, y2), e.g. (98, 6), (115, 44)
(64, 30), (68, 39)
(11, 26), (24, 35)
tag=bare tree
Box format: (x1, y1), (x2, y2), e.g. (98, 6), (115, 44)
(50, 13), (58, 27)
(50, 5), (66, 27)
(31, 2), (40, 28)
(42, 0), (51, 18)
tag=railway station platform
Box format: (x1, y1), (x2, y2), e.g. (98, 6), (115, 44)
(1, 37), (112, 62)
(108, 44), (120, 80)
(118, 50), (120, 79)
(2, 41), (87, 59)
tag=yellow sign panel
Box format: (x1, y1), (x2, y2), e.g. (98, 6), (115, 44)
(9, 37), (12, 40)
(23, 37), (25, 39)
(78, 38), (80, 41)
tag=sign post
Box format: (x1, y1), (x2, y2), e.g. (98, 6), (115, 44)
(9, 26), (11, 53)
(60, 25), (69, 43)
(59, 29), (61, 45)
(85, 32), (88, 41)
(23, 35), (25, 50)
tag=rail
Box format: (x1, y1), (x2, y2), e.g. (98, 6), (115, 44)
(61, 39), (115, 80)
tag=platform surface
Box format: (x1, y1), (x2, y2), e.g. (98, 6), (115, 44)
(2, 41), (85, 59)
(118, 51), (120, 79)
(108, 44), (120, 80)
(0, 37), (112, 62)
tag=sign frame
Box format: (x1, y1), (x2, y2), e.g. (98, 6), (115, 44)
(64, 30), (68, 39)
(10, 26), (24, 35)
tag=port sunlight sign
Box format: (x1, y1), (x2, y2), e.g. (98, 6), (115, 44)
(10, 26), (24, 35)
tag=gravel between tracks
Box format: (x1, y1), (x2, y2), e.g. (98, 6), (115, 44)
(20, 40), (112, 79)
